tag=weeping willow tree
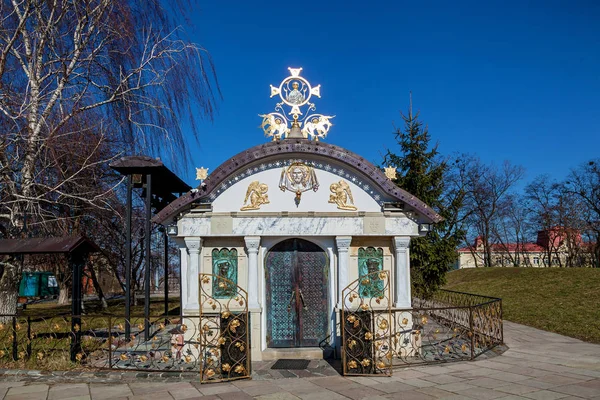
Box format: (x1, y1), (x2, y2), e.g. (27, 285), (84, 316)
(0, 0), (219, 316)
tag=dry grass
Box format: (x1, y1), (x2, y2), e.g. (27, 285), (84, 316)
(444, 267), (600, 343)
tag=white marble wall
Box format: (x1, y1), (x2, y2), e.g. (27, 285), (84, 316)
(179, 215), (417, 237)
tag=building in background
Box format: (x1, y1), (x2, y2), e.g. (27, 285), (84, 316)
(458, 227), (594, 268)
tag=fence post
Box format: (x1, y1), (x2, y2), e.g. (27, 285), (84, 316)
(11, 316), (17, 361)
(469, 306), (475, 360)
(26, 316), (31, 360)
(108, 316), (112, 369)
(499, 300), (504, 344)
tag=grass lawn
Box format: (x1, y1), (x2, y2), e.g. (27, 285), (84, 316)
(0, 297), (182, 370)
(444, 267), (600, 343)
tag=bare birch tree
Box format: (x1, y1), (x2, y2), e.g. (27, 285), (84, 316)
(0, 0), (218, 316)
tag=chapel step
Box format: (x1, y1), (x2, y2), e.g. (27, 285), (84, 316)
(260, 347), (325, 361)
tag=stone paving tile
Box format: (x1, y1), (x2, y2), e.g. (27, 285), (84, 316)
(371, 381), (417, 393)
(4, 391), (48, 400)
(242, 382), (285, 397)
(535, 374), (589, 386)
(0, 383), (25, 390)
(199, 383), (242, 396)
(48, 383), (90, 400)
(6, 384), (48, 396)
(415, 386), (458, 398)
(494, 383), (541, 395)
(295, 389), (348, 400)
(401, 378), (438, 388)
(469, 377), (514, 389)
(255, 392), (301, 400)
(129, 382), (184, 395)
(391, 369), (432, 379)
(551, 383), (600, 398)
(420, 374), (465, 385)
(217, 391), (254, 400)
(89, 383), (133, 399)
(433, 381), (478, 393)
(452, 386), (509, 399)
(345, 376), (379, 386)
(382, 390), (435, 399)
(129, 391), (174, 400)
(521, 390), (570, 400)
(520, 379), (561, 390)
(168, 386), (203, 399)
(335, 386), (385, 399)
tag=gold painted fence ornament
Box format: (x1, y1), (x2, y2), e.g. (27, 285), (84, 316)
(259, 67), (335, 141)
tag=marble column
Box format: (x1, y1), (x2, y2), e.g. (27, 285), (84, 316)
(173, 238), (188, 312)
(184, 237), (202, 313)
(393, 237), (411, 308)
(244, 236), (261, 310)
(335, 236), (352, 307)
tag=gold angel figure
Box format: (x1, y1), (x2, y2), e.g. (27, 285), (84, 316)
(240, 181), (270, 211)
(329, 180), (357, 211)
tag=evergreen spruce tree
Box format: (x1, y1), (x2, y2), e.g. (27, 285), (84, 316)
(385, 96), (464, 297)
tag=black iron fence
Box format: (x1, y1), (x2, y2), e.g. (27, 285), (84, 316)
(0, 289), (502, 377)
(391, 289), (503, 367)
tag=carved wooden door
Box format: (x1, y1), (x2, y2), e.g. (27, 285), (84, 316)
(266, 239), (329, 347)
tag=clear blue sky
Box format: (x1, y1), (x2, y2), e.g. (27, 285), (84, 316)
(175, 1), (600, 187)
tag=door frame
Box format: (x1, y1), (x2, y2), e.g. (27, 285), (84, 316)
(260, 237), (336, 351)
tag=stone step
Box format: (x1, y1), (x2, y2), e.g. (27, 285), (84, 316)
(260, 347), (325, 361)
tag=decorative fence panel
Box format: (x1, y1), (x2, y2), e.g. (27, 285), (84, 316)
(340, 287), (503, 375)
(341, 270), (393, 376)
(198, 273), (250, 383)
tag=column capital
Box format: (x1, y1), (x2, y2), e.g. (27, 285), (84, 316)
(335, 236), (352, 252)
(393, 236), (410, 251)
(184, 237), (202, 253)
(244, 236), (261, 253)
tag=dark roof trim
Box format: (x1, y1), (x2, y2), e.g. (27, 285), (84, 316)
(110, 156), (191, 195)
(153, 139), (443, 224)
(0, 236), (100, 255)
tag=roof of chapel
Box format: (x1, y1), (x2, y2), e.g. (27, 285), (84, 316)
(152, 138), (443, 225)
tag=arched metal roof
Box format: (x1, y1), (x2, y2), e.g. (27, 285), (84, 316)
(152, 139), (442, 224)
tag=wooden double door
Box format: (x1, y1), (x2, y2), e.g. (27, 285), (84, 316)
(265, 239), (329, 347)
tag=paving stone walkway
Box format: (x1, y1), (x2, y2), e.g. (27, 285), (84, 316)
(1, 321), (600, 399)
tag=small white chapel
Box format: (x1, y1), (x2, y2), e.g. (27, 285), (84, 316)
(153, 68), (441, 361)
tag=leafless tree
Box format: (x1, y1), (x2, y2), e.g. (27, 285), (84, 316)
(0, 0), (218, 317)
(492, 194), (529, 266)
(565, 160), (600, 268)
(462, 157), (525, 267)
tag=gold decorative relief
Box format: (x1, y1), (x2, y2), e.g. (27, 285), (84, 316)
(240, 181), (270, 211)
(196, 167), (209, 181)
(279, 162), (319, 206)
(329, 180), (358, 211)
(384, 166), (397, 180)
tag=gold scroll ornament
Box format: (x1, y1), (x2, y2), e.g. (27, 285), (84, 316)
(240, 181), (270, 211)
(329, 180), (357, 211)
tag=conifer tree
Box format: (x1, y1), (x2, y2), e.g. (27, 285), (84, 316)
(384, 96), (465, 297)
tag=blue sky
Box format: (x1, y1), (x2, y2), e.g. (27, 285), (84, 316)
(175, 1), (600, 187)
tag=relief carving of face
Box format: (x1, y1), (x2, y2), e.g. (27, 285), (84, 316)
(291, 167), (305, 184)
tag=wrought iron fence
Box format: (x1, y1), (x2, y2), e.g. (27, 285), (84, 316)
(0, 275), (250, 383)
(390, 289), (503, 368)
(340, 281), (503, 376)
(0, 314), (203, 372)
(341, 270), (393, 376)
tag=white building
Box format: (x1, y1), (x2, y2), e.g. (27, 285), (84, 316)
(153, 69), (441, 362)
